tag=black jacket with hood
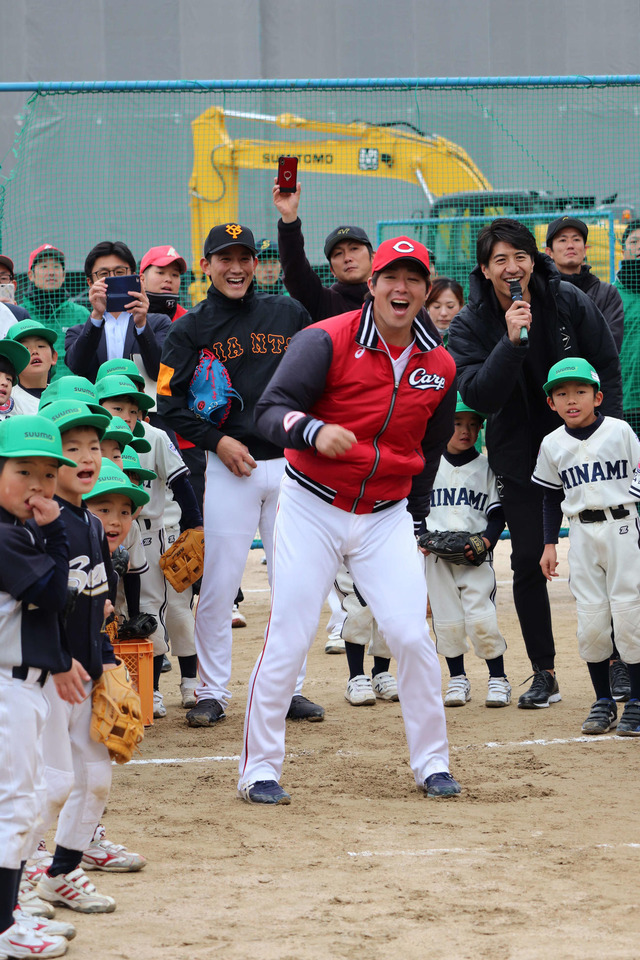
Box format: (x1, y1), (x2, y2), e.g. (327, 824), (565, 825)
(447, 254), (623, 484)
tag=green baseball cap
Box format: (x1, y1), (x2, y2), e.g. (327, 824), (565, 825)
(121, 444), (157, 481)
(0, 337), (31, 376)
(83, 461), (150, 509)
(6, 318), (58, 348)
(455, 393), (485, 423)
(543, 358), (601, 396)
(39, 375), (105, 415)
(96, 358), (146, 390)
(95, 375), (155, 413)
(101, 416), (134, 450)
(0, 414), (77, 465)
(39, 400), (112, 440)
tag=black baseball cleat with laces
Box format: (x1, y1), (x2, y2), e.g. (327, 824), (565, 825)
(517, 666), (562, 709)
(609, 658), (631, 702)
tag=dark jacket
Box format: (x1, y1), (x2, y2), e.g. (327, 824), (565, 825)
(156, 282), (311, 461)
(555, 265), (624, 352)
(278, 217), (369, 321)
(255, 304), (456, 520)
(64, 311), (171, 381)
(447, 254), (623, 484)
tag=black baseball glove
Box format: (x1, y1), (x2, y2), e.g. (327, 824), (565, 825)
(418, 530), (488, 567)
(111, 546), (130, 578)
(117, 612), (158, 641)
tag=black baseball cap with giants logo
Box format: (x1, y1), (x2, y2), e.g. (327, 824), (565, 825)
(203, 224), (257, 258)
(324, 225), (372, 261)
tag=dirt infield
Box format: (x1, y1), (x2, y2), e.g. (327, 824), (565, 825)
(63, 541), (639, 959)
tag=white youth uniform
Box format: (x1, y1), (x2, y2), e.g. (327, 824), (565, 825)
(533, 415), (640, 663)
(12, 385), (40, 416)
(425, 451), (505, 660)
(114, 523), (149, 619)
(330, 564), (391, 656)
(136, 421), (195, 657)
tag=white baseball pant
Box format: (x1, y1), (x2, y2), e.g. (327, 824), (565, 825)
(195, 455), (305, 706)
(0, 669), (48, 868)
(239, 477), (449, 790)
(568, 513), (640, 664)
(425, 555), (506, 660)
(38, 677), (112, 852)
(139, 523), (196, 658)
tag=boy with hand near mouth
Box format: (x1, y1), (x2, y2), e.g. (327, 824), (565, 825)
(6, 319), (59, 415)
(423, 395), (509, 708)
(533, 358), (640, 735)
(0, 337), (31, 420)
(0, 414), (77, 958)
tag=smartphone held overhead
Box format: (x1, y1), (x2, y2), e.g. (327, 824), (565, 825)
(105, 274), (141, 313)
(277, 156), (298, 193)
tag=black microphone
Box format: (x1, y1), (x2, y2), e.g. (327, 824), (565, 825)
(508, 279), (528, 343)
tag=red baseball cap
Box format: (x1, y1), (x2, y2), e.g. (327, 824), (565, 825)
(140, 245), (187, 274)
(28, 244), (65, 271)
(371, 237), (431, 277)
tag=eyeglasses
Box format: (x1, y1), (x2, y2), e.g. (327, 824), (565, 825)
(0, 273), (13, 283)
(92, 266), (130, 280)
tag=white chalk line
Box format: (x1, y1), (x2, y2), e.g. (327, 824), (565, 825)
(124, 733), (631, 767)
(347, 842), (640, 859)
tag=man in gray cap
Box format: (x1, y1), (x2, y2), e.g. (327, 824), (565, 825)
(273, 180), (373, 321)
(157, 223), (324, 727)
(545, 215), (623, 351)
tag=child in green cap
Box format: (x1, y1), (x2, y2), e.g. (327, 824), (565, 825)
(29, 401), (143, 912)
(0, 414), (77, 955)
(0, 337), (31, 421)
(533, 357), (640, 736)
(6, 319), (59, 415)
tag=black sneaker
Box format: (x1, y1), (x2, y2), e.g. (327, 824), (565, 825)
(517, 667), (562, 709)
(186, 698), (226, 727)
(609, 658), (631, 702)
(239, 780), (291, 805)
(617, 698), (640, 736)
(286, 695), (325, 722)
(581, 698), (617, 734)
(161, 654), (172, 673)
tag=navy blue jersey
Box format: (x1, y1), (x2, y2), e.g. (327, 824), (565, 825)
(0, 506), (71, 673)
(56, 496), (116, 679)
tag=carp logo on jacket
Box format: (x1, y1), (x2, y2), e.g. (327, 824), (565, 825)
(408, 369), (446, 391)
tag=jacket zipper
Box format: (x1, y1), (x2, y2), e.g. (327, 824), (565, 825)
(349, 348), (400, 513)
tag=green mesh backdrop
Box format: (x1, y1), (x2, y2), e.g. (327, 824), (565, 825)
(0, 78), (639, 391)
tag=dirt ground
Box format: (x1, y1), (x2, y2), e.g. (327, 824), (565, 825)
(60, 541), (639, 960)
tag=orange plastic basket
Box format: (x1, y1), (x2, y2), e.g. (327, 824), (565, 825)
(112, 640), (154, 727)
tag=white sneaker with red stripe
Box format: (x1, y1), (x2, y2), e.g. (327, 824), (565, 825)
(0, 920), (67, 958)
(24, 840), (52, 887)
(81, 825), (146, 872)
(36, 867), (116, 914)
(13, 905), (76, 941)
(18, 879), (55, 919)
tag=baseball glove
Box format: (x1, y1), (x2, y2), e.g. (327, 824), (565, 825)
(188, 348), (244, 426)
(159, 528), (205, 593)
(90, 660), (144, 764)
(418, 530), (489, 566)
(117, 612), (158, 641)
(111, 545), (130, 578)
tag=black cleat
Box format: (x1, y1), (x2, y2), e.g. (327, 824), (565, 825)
(617, 698), (640, 736)
(186, 698), (226, 727)
(581, 698), (617, 734)
(286, 695), (325, 722)
(517, 667), (562, 709)
(610, 658), (631, 702)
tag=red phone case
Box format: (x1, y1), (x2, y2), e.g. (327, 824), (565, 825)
(277, 156), (298, 193)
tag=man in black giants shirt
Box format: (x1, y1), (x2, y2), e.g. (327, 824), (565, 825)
(157, 223), (324, 728)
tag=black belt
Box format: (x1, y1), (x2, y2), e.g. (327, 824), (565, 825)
(12, 665), (49, 686)
(579, 506), (629, 523)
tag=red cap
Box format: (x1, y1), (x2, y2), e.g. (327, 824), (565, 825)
(371, 236), (430, 276)
(140, 245), (187, 274)
(28, 244), (65, 271)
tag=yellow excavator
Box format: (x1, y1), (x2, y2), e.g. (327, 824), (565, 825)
(188, 105), (491, 301)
